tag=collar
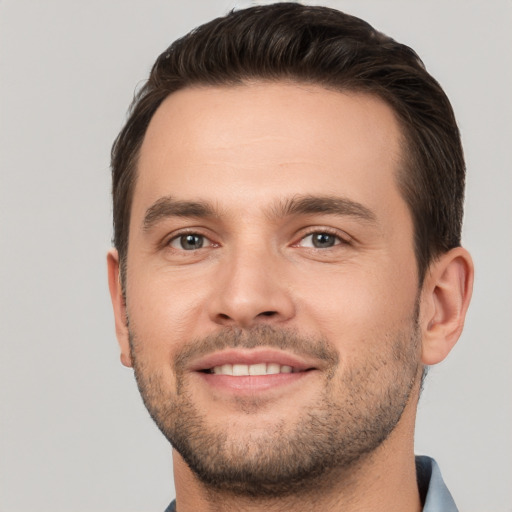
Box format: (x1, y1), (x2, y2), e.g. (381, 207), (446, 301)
(416, 455), (458, 511)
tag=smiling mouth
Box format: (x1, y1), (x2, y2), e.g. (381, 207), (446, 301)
(202, 363), (313, 376)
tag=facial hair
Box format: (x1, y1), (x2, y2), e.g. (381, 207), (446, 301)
(129, 322), (421, 498)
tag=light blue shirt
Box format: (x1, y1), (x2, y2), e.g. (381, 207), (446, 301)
(417, 456), (458, 511)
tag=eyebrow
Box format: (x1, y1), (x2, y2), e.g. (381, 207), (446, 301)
(142, 194), (377, 232)
(271, 195), (377, 223)
(143, 196), (217, 232)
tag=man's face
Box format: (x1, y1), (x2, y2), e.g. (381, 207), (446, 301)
(117, 82), (423, 495)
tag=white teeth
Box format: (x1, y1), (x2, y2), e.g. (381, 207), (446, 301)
(211, 363), (297, 376)
(214, 364), (232, 375)
(249, 363), (267, 376)
(232, 364), (249, 376)
(266, 363), (280, 374)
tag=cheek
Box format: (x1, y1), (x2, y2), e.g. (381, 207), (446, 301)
(294, 260), (418, 352)
(125, 268), (211, 361)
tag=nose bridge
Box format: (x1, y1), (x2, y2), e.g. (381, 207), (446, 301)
(209, 237), (294, 327)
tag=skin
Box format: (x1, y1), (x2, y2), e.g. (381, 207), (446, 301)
(108, 82), (473, 512)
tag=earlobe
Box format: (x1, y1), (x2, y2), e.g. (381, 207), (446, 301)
(420, 247), (474, 365)
(107, 249), (133, 368)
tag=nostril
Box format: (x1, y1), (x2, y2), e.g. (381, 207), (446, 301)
(259, 311), (277, 317)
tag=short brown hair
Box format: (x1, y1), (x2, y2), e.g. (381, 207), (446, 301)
(111, 2), (465, 283)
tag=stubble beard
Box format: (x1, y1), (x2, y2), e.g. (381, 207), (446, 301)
(129, 322), (421, 498)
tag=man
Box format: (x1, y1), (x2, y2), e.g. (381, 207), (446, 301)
(107, 3), (473, 511)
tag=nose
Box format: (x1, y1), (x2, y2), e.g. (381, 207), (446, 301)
(208, 244), (296, 328)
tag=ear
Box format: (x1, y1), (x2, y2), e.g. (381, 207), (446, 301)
(419, 247), (474, 365)
(107, 249), (133, 367)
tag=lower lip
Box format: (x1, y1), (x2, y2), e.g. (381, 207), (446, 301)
(196, 371), (312, 394)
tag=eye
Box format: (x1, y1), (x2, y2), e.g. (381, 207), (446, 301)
(169, 233), (209, 251)
(299, 232), (342, 249)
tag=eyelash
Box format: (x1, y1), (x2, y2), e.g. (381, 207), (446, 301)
(165, 229), (217, 251)
(164, 227), (350, 252)
(294, 228), (351, 249)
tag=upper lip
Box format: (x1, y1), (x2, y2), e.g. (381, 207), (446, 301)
(189, 348), (320, 372)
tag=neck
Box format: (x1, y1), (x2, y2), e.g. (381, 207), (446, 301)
(171, 407), (422, 512)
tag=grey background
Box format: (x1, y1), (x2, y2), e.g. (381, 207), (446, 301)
(1, 1), (511, 511)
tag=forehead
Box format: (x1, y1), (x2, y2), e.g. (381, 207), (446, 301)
(134, 82), (406, 223)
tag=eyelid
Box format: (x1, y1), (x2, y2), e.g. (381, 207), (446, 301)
(292, 227), (352, 247)
(162, 228), (219, 250)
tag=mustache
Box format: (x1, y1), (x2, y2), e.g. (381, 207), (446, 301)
(173, 325), (339, 373)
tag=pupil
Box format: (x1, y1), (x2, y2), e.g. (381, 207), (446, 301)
(181, 234), (203, 250)
(313, 233), (334, 248)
